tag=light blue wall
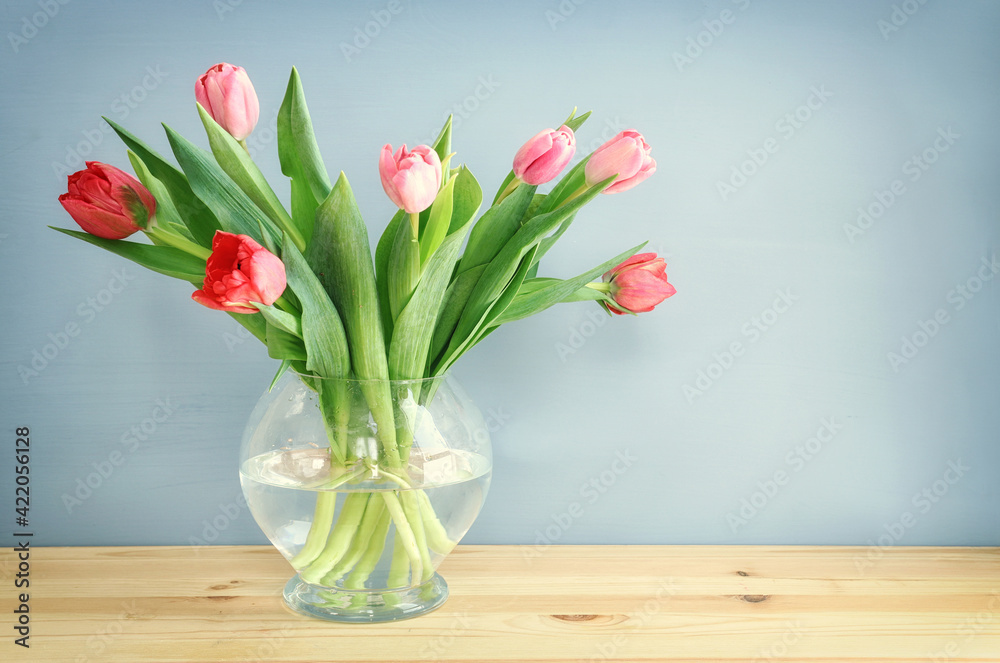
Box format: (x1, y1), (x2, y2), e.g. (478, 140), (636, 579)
(1, 0), (997, 549)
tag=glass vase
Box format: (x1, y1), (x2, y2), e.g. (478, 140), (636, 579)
(239, 371), (492, 622)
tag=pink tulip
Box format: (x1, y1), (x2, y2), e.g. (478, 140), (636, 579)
(58, 162), (156, 240)
(379, 144), (442, 214)
(195, 63), (260, 141)
(602, 253), (676, 315)
(512, 125), (576, 185)
(192, 231), (286, 314)
(584, 130), (656, 194)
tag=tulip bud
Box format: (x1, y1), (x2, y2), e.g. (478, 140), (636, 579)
(585, 130), (656, 194)
(195, 63), (260, 142)
(192, 231), (287, 313)
(378, 144), (442, 214)
(58, 162), (156, 240)
(602, 252), (675, 315)
(512, 125), (576, 185)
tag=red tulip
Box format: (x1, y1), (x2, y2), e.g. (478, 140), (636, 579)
(602, 253), (675, 315)
(585, 130), (656, 194)
(195, 63), (260, 141)
(192, 231), (286, 314)
(378, 144), (442, 214)
(512, 125), (576, 185)
(58, 162), (156, 240)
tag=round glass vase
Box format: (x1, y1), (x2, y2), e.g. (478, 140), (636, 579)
(239, 372), (492, 622)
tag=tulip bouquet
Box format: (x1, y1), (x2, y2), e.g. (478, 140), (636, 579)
(54, 63), (675, 606)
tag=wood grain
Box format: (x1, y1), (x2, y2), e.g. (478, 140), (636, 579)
(3, 545), (999, 662)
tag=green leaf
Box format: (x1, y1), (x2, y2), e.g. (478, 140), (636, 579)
(51, 227), (205, 283)
(494, 243), (645, 324)
(252, 303), (302, 337)
(277, 67), (332, 244)
(228, 310), (266, 344)
(309, 173), (388, 380)
(163, 124), (282, 248)
(458, 181), (536, 274)
(375, 209), (406, 341)
(387, 212), (420, 323)
(266, 323), (307, 362)
(126, 151), (184, 232)
(197, 103), (303, 251)
(431, 115), (452, 164)
(434, 246), (536, 376)
(448, 165), (483, 234)
(104, 117), (220, 247)
(268, 359), (293, 392)
(562, 107), (592, 133)
(281, 234), (350, 380)
(531, 212), (576, 267)
(448, 176), (613, 351)
(536, 154), (591, 216)
(310, 174), (398, 463)
(389, 200), (476, 381)
(428, 264), (484, 370)
(419, 174), (455, 264)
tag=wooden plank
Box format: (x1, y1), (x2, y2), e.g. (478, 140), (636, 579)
(2, 545), (998, 662)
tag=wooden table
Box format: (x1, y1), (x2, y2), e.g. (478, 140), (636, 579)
(5, 545), (999, 662)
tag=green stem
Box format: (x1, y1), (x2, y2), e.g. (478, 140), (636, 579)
(321, 496), (387, 585)
(418, 490), (455, 555)
(345, 507), (392, 590)
(585, 281), (612, 294)
(559, 183), (589, 207)
(299, 492), (370, 584)
(289, 491), (337, 570)
(495, 176), (522, 205)
(385, 536), (410, 603)
(402, 491), (433, 583)
(408, 213), (422, 277)
(381, 491), (423, 586)
(147, 227), (211, 260)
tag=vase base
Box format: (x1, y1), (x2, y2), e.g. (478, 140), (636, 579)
(282, 573), (449, 622)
